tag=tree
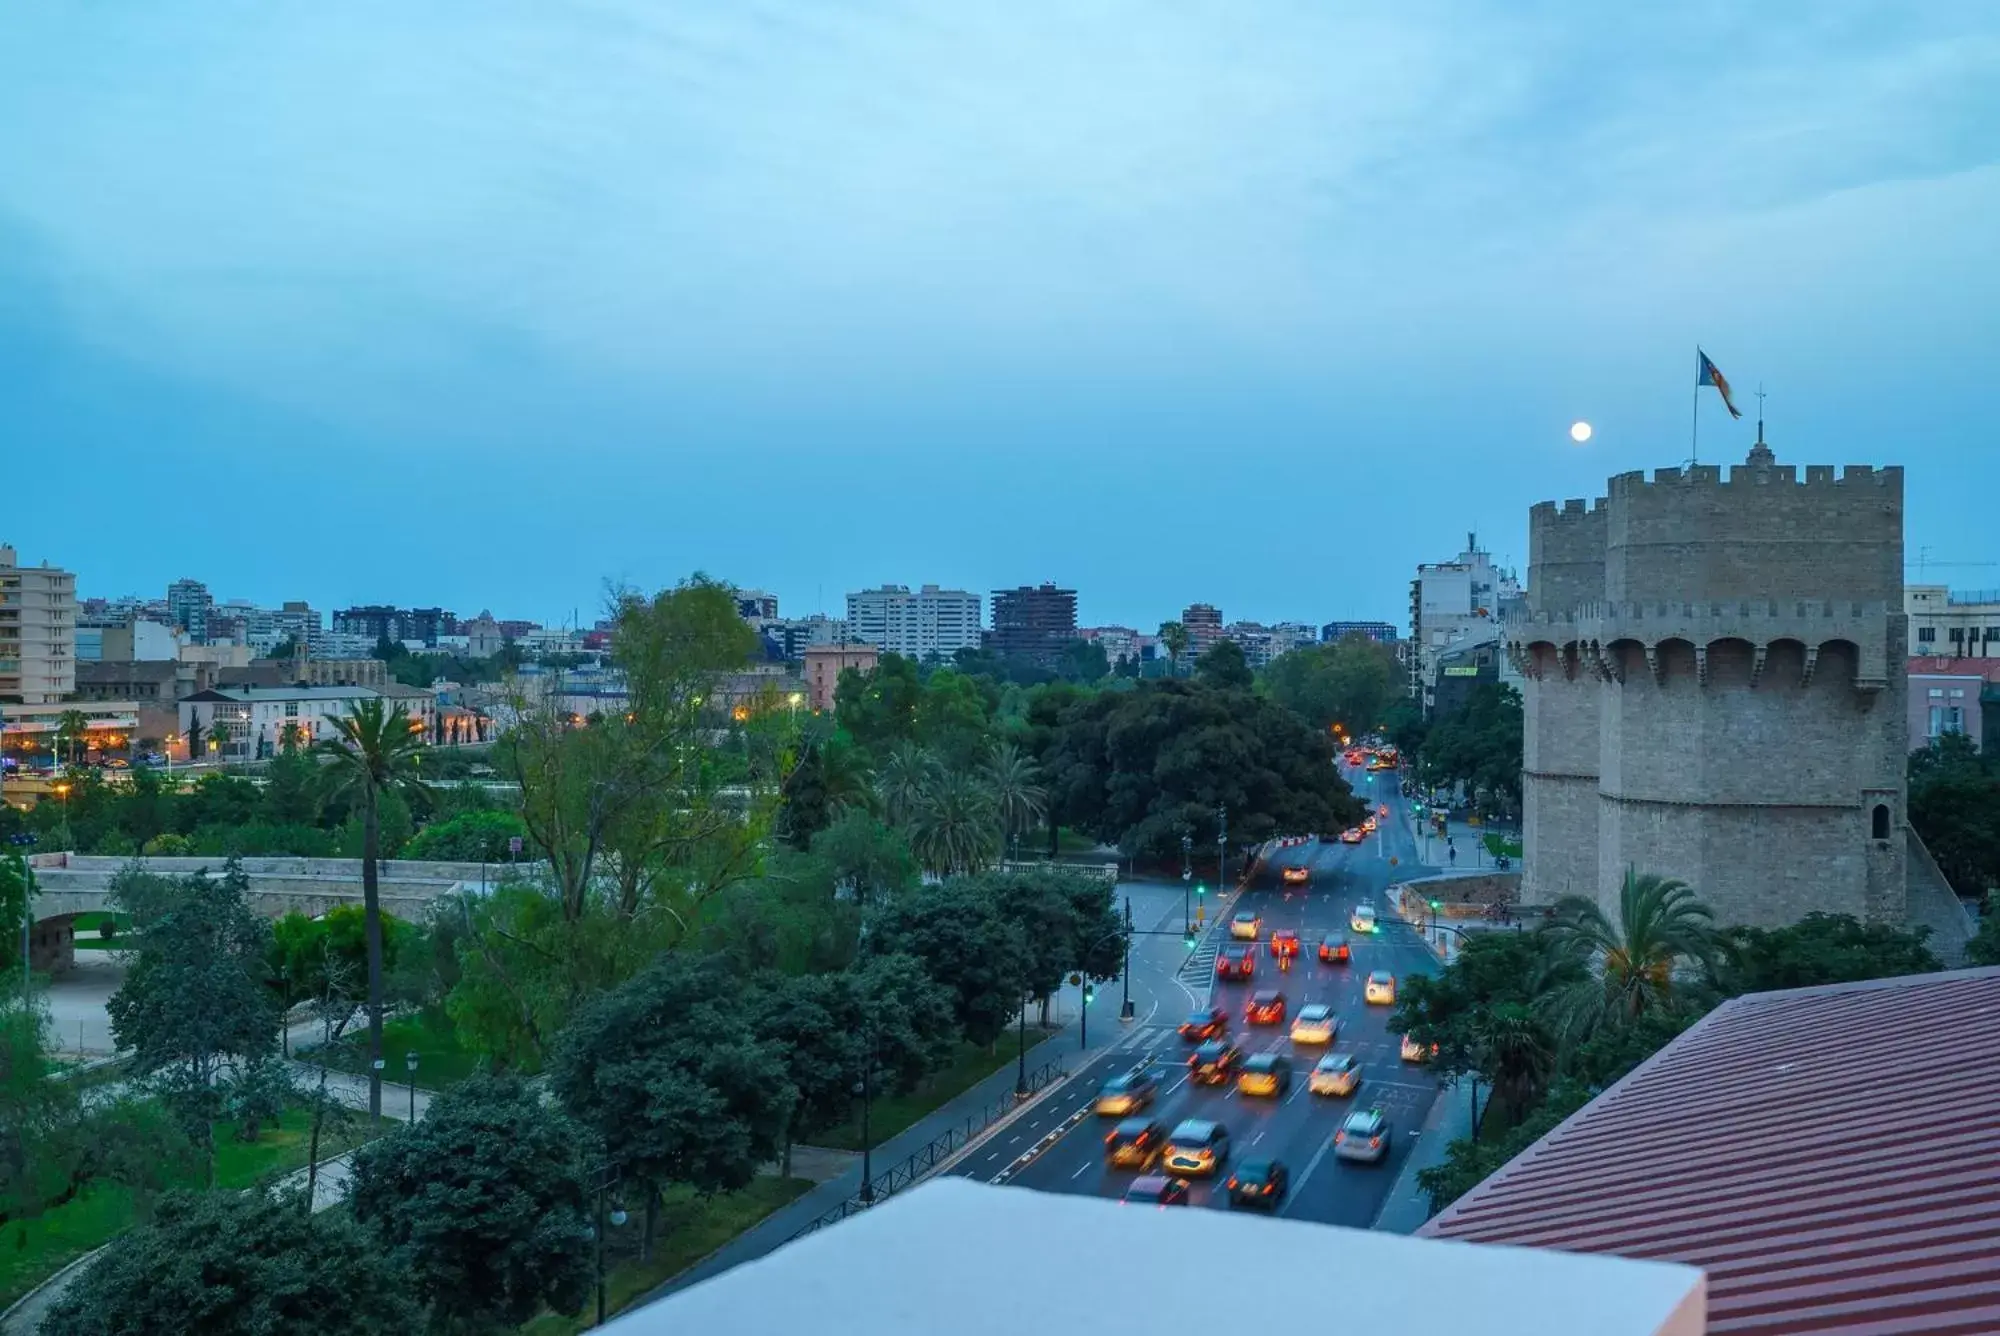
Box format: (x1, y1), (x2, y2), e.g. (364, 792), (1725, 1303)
(869, 881), (1030, 1047)
(315, 697), (430, 1120)
(400, 809), (527, 863)
(106, 860), (276, 1181)
(40, 1187), (420, 1335)
(776, 724), (873, 851)
(55, 709), (91, 768)
(1156, 621), (1188, 677)
(834, 653), (924, 755)
(982, 742), (1047, 857)
(1420, 683), (1524, 816)
(1540, 870), (1717, 1043)
(1057, 638), (1110, 684)
(1471, 1001), (1555, 1127)
(808, 811), (919, 907)
(873, 741), (937, 829)
(349, 1075), (595, 1332)
(1261, 634), (1401, 736)
(1196, 639), (1254, 690)
(1715, 912), (1940, 995)
(1967, 899), (2000, 967)
(547, 953), (796, 1252)
(906, 768), (999, 877)
(1907, 734), (2000, 898)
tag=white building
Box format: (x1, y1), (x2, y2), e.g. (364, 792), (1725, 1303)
(307, 629), (378, 659)
(0, 544), (77, 705)
(845, 585), (982, 661)
(180, 684), (437, 761)
(1905, 584), (2000, 659)
(1079, 625), (1148, 668)
(1408, 532), (1519, 705)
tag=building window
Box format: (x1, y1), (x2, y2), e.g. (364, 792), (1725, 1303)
(1928, 706), (1965, 738)
(1928, 688), (1944, 698)
(1917, 627), (1936, 643)
(1871, 804), (1890, 841)
(1950, 688), (1966, 699)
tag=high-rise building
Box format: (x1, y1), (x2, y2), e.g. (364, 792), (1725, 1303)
(333, 606), (456, 648)
(845, 585), (982, 661)
(988, 584), (1078, 665)
(1181, 604), (1223, 658)
(768, 615), (850, 661)
(734, 590), (780, 625)
(1408, 534), (1519, 708)
(0, 544), (77, 704)
(166, 578), (213, 643)
(1321, 620), (1399, 645)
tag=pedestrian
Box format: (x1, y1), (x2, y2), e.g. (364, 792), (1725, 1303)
(1447, 841), (1456, 866)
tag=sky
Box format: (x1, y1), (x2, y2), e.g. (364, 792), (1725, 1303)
(3, 1), (1997, 630)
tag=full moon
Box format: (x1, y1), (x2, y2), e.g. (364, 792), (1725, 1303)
(1570, 420), (1594, 443)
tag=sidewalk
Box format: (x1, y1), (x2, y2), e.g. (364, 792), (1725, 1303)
(1374, 1080), (1487, 1234)
(1403, 805), (1515, 873)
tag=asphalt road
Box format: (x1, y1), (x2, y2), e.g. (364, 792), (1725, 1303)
(951, 762), (1441, 1227)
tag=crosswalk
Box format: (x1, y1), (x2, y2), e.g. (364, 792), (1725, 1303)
(1178, 940), (1220, 982)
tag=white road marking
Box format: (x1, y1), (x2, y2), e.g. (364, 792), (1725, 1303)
(1071, 1162), (1090, 1180)
(985, 1151), (1000, 1161)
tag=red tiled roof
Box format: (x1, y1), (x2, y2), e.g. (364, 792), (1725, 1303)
(1420, 967), (2000, 1335)
(1907, 656), (2000, 682)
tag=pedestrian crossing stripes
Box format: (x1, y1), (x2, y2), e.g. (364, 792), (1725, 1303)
(1177, 940), (1219, 982)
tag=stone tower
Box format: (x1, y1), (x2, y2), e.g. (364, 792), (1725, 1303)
(1509, 437), (1909, 927)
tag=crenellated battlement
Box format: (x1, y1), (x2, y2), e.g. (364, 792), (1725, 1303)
(1605, 463), (1902, 495)
(1510, 599), (1893, 629)
(1528, 496), (1610, 521)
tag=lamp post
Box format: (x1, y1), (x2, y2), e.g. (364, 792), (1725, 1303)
(855, 916), (878, 1201)
(1216, 805), (1227, 891)
(1180, 833), (1193, 933)
(1119, 895), (1136, 1022)
(591, 1164), (627, 1328)
(1015, 990), (1029, 1098)
(404, 1051), (419, 1121)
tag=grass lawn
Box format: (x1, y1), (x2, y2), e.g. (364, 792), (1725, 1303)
(811, 1036), (1053, 1152)
(306, 1009), (487, 1091)
(68, 911), (133, 952)
(1481, 833), (1523, 860)
(517, 1177), (813, 1336)
(0, 1106), (372, 1310)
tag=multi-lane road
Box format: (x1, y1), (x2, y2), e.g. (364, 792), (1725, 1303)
(951, 761), (1443, 1226)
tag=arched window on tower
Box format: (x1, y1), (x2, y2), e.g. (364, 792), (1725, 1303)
(1871, 804), (1890, 842)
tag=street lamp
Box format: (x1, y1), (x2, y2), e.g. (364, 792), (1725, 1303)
(1180, 833), (1193, 932)
(591, 1164), (626, 1328)
(1015, 989), (1030, 1098)
(1119, 895), (1136, 1022)
(404, 1051), (419, 1121)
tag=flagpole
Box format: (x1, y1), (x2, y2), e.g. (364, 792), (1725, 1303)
(1690, 346), (1700, 466)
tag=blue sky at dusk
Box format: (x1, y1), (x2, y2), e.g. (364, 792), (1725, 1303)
(4, 2), (1997, 629)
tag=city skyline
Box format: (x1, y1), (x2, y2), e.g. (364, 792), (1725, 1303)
(4, 4), (1996, 627)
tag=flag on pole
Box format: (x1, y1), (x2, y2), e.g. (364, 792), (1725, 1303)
(1697, 349), (1742, 419)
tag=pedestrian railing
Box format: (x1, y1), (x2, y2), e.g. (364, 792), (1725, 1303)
(789, 1058), (1066, 1240)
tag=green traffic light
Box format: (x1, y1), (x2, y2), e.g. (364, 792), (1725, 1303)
(1428, 899), (1442, 911)
(1195, 883), (1206, 897)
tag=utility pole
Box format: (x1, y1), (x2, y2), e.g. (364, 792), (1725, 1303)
(1216, 805), (1227, 891)
(1180, 833), (1193, 933)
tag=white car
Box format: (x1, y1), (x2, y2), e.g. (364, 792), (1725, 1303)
(1364, 971), (1397, 1005)
(1400, 1033), (1434, 1063)
(1289, 1003), (1337, 1045)
(1333, 1107), (1391, 1163)
(1309, 1052), (1361, 1097)
(1350, 904), (1377, 934)
(1229, 912), (1262, 941)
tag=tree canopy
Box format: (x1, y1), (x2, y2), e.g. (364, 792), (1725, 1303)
(1260, 633), (1402, 737)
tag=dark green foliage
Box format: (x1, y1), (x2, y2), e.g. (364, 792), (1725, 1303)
(398, 809), (527, 862)
(348, 1075), (594, 1332)
(1260, 633), (1402, 735)
(41, 1187), (420, 1335)
(868, 880), (1032, 1047)
(1194, 639), (1253, 689)
(548, 954), (796, 1199)
(1907, 733), (2000, 897)
(1716, 913), (1940, 994)
(1417, 682), (1523, 814)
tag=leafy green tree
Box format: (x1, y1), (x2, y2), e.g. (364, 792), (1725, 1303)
(912, 669), (999, 771)
(41, 1187), (420, 1335)
(834, 653), (925, 755)
(1418, 683), (1524, 816)
(1261, 633), (1401, 735)
(874, 741), (937, 828)
(1156, 621), (1188, 677)
(174, 773), (262, 833)
(869, 881), (1030, 1047)
(547, 953), (796, 1252)
(1471, 1002), (1555, 1127)
(1907, 733), (2000, 897)
(983, 742), (1047, 856)
(349, 1075), (595, 1333)
(1715, 912), (1939, 995)
(688, 851), (853, 978)
(400, 809), (527, 863)
(107, 860), (276, 1181)
(1539, 870), (1717, 1043)
(777, 723), (875, 850)
(809, 811), (919, 907)
(1057, 638), (1111, 684)
(115, 766), (172, 850)
(1196, 639), (1254, 690)
(906, 767), (999, 877)
(1966, 899), (2000, 967)
(315, 697), (430, 1120)
(261, 737), (323, 828)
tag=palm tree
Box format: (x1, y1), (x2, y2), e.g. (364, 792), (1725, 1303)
(1539, 869), (1716, 1043)
(982, 742), (1047, 859)
(1473, 1001), (1555, 1126)
(875, 741), (937, 828)
(906, 768), (999, 878)
(1157, 621), (1188, 678)
(314, 697), (429, 1119)
(56, 708), (91, 768)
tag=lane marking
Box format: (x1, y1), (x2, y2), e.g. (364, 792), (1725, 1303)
(1071, 1163), (1090, 1180)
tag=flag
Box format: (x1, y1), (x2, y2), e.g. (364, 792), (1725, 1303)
(1697, 349), (1742, 419)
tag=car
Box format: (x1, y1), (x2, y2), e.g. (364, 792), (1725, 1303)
(1344, 750), (1365, 766)
(1094, 1070), (1159, 1116)
(1361, 816), (1378, 834)
(1178, 1007), (1229, 1042)
(1365, 971), (1397, 1005)
(1309, 1052), (1362, 1096)
(1290, 1003), (1337, 1044)
(1280, 865), (1310, 885)
(1225, 1159), (1290, 1210)
(1215, 946), (1257, 981)
(1377, 804), (1390, 818)
(1121, 1173), (1192, 1206)
(1246, 990), (1287, 1025)
(1163, 1119), (1230, 1176)
(1339, 828), (1364, 844)
(1334, 1107), (1391, 1163)
(1400, 1033), (1437, 1063)
(1229, 911), (1262, 941)
(1317, 934), (1351, 964)
(1104, 1117), (1170, 1169)
(1188, 1040), (1243, 1085)
(1350, 904), (1378, 934)
(1269, 929), (1300, 958)
(1236, 1052), (1291, 1097)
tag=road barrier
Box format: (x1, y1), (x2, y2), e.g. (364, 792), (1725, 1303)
(789, 1059), (1067, 1240)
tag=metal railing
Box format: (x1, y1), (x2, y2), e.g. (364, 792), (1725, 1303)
(789, 1058), (1066, 1239)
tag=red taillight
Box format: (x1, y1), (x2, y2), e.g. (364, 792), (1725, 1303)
(1226, 1177), (1237, 1190)
(1369, 1136), (1381, 1149)
(1334, 1131), (1345, 1143)
(1105, 1133), (1115, 1145)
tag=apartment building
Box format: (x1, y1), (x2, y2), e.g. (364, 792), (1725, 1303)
(1908, 656), (2000, 751)
(333, 605), (455, 648)
(804, 643), (880, 712)
(0, 544), (77, 705)
(1321, 620), (1398, 644)
(165, 578), (213, 642)
(1078, 625), (1149, 669)
(1180, 603), (1223, 657)
(1408, 533), (1519, 706)
(1905, 585), (2000, 659)
(846, 585), (982, 661)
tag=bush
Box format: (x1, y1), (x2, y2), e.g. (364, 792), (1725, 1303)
(141, 833), (192, 857)
(401, 809), (527, 863)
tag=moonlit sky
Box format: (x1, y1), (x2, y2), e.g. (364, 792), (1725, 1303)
(4, 3), (1997, 629)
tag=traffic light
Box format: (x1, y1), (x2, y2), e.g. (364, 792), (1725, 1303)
(1184, 930), (1197, 950)
(1083, 983), (1096, 1006)
(1428, 899), (1442, 912)
(1195, 882), (1206, 898)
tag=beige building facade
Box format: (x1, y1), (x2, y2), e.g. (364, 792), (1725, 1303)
(805, 643), (879, 712)
(1510, 440), (1911, 928)
(0, 544), (77, 705)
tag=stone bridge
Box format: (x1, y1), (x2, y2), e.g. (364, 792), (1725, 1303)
(25, 853), (521, 971)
